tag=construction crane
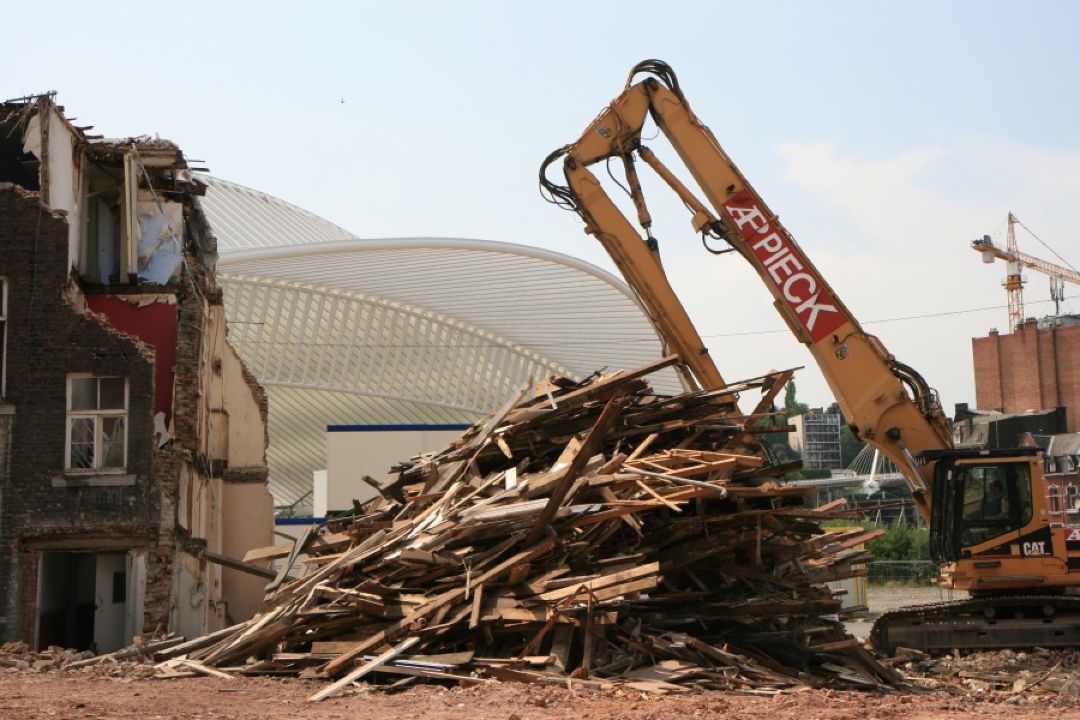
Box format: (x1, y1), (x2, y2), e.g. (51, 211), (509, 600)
(972, 213), (1080, 330)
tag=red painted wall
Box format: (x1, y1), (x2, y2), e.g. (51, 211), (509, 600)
(85, 295), (178, 422)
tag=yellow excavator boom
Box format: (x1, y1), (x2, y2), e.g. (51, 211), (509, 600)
(541, 60), (953, 517)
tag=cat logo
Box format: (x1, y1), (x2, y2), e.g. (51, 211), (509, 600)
(1022, 541), (1048, 556)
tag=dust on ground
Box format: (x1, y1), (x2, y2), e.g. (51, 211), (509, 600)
(6, 589), (1080, 720)
(1, 672), (1079, 720)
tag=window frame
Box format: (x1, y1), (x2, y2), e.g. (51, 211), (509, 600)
(65, 374), (129, 474)
(956, 463), (1034, 548)
(1049, 484), (1062, 515)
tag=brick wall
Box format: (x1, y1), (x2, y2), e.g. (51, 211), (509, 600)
(0, 186), (165, 641)
(973, 322), (1080, 432)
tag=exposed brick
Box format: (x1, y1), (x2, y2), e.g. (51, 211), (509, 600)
(0, 98), (270, 647)
(973, 322), (1080, 432)
(0, 187), (170, 640)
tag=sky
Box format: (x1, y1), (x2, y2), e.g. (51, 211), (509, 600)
(3, 0), (1078, 413)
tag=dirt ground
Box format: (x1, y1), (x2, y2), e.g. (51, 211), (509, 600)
(2, 672), (1080, 720)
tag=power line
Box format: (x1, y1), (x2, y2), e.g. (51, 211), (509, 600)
(703, 294), (1078, 338)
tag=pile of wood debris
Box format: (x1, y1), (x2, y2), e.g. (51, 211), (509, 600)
(159, 356), (899, 699)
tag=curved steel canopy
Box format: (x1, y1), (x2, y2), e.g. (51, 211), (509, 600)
(198, 176), (678, 513)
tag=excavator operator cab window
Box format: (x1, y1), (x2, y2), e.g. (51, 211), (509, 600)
(957, 463), (1033, 549)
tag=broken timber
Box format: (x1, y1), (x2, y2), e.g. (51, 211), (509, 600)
(177, 358), (894, 695)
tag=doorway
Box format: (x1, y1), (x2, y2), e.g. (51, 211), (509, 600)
(36, 551), (132, 653)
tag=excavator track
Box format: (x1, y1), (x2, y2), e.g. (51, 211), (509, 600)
(871, 594), (1080, 655)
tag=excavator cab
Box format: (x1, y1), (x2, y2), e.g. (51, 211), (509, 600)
(928, 448), (1040, 565)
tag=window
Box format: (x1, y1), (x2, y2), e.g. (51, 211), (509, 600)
(112, 570), (126, 604)
(957, 463), (1033, 548)
(0, 277), (6, 399)
(66, 375), (127, 472)
(1050, 485), (1062, 515)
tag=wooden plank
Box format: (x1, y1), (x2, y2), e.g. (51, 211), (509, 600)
(309, 636), (420, 702)
(600, 486), (642, 533)
(813, 497), (848, 513)
(153, 624), (244, 662)
(363, 662), (494, 685)
(513, 355), (679, 415)
(469, 583), (484, 629)
(633, 479), (684, 511)
(265, 525), (312, 592)
(586, 575), (658, 602)
(242, 541), (295, 563)
(173, 659), (235, 680)
(321, 537), (555, 677)
(620, 467), (728, 497)
(537, 562), (659, 602)
(524, 393), (630, 545)
(199, 548), (277, 580)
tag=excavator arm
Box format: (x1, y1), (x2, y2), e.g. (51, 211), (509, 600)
(543, 61), (1080, 651)
(541, 60), (954, 515)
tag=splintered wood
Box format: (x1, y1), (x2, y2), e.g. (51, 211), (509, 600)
(178, 356), (896, 698)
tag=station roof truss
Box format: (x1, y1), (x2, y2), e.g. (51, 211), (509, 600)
(198, 176), (680, 513)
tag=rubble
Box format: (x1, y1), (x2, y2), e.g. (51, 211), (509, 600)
(0, 640), (158, 678)
(147, 356), (898, 699)
(0, 641), (85, 671)
(897, 646), (1080, 700)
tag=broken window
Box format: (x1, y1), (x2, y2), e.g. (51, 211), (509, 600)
(0, 277), (6, 399)
(135, 192), (183, 284)
(0, 105), (40, 190)
(66, 375), (127, 472)
(80, 161), (128, 284)
(79, 152), (183, 285)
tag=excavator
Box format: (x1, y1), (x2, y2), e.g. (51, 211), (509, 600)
(540, 59), (1080, 654)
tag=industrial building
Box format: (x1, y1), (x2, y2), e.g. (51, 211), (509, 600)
(972, 316), (1080, 432)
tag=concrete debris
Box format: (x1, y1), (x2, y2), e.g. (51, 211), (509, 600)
(893, 646), (1080, 699)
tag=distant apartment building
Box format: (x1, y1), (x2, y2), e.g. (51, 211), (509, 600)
(790, 408), (843, 469)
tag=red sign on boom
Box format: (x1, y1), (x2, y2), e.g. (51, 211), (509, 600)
(721, 190), (849, 344)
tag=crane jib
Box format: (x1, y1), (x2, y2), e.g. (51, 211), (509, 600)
(721, 190), (848, 343)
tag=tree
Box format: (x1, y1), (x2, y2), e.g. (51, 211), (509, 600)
(783, 381), (809, 419)
(756, 381), (806, 471)
(867, 523), (931, 562)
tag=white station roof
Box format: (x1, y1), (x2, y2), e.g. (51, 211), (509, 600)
(198, 176), (679, 513)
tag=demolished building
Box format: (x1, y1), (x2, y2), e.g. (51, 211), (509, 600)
(0, 94), (273, 652)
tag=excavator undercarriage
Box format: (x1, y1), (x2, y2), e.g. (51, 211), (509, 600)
(871, 594), (1080, 654)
